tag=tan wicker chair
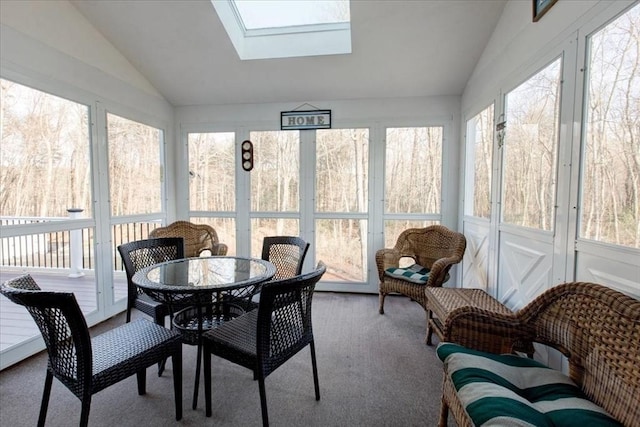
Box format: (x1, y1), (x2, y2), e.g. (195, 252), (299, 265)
(150, 221), (228, 257)
(376, 225), (466, 341)
(438, 282), (640, 427)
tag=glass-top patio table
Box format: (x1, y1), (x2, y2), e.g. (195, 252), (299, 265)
(133, 256), (276, 409)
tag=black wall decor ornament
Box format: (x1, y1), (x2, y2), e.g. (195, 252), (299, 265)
(241, 140), (253, 171)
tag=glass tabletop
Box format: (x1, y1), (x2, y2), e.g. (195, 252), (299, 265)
(133, 256), (276, 294)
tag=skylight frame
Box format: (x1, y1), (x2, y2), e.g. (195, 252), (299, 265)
(212, 0), (352, 60)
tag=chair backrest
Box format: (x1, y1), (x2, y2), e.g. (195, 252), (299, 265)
(0, 275), (92, 392)
(118, 237), (185, 302)
(394, 225), (466, 271)
(149, 221), (227, 257)
(261, 236), (310, 280)
(256, 261), (326, 376)
(517, 282), (640, 425)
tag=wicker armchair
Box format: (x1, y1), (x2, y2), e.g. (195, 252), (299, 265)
(150, 220), (228, 257)
(0, 274), (183, 427)
(376, 225), (466, 340)
(203, 262), (326, 427)
(438, 282), (640, 427)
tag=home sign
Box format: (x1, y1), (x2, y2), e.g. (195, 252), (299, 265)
(281, 109), (332, 130)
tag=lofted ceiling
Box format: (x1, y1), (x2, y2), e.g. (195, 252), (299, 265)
(70, 0), (507, 107)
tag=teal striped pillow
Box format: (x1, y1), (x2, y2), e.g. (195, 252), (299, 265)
(384, 264), (430, 284)
(437, 343), (623, 427)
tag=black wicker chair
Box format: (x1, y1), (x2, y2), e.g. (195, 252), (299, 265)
(226, 236), (310, 310)
(118, 237), (185, 327)
(203, 261), (326, 427)
(118, 237), (185, 376)
(0, 274), (183, 427)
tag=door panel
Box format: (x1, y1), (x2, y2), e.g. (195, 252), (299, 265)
(462, 105), (494, 290)
(575, 242), (640, 299)
(497, 229), (554, 309)
(462, 220), (490, 291)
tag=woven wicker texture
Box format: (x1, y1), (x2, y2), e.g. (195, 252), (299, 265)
(172, 302), (245, 345)
(226, 236), (310, 309)
(438, 282), (640, 427)
(149, 221), (228, 257)
(0, 274), (183, 427)
(203, 261), (326, 427)
(424, 288), (534, 355)
(118, 237), (185, 330)
(376, 225), (466, 341)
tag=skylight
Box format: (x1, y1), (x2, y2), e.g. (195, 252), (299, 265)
(212, 0), (352, 60)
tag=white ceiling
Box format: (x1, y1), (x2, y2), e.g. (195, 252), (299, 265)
(70, 0), (507, 107)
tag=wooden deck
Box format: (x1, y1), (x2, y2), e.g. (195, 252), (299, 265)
(0, 268), (127, 352)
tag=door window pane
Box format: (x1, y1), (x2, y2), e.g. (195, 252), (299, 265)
(108, 113), (163, 216)
(250, 218), (299, 257)
(580, 4), (640, 248)
(1, 79), (92, 218)
(250, 131), (299, 212)
(189, 132), (236, 212)
(385, 127), (442, 214)
(464, 106), (494, 218)
(189, 217), (236, 255)
(316, 129), (369, 213)
(384, 220), (439, 249)
(316, 218), (367, 281)
(502, 58), (561, 230)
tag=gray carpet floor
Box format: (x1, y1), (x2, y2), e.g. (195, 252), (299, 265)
(0, 292), (449, 426)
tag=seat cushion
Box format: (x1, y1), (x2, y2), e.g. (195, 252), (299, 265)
(91, 319), (181, 391)
(437, 343), (623, 427)
(384, 264), (430, 284)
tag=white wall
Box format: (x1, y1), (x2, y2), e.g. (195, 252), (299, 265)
(0, 0), (168, 113)
(463, 0), (632, 109)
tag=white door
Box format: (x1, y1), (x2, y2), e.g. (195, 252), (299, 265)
(497, 57), (563, 309)
(462, 104), (494, 291)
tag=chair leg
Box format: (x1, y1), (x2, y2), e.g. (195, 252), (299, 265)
(258, 376), (269, 427)
(79, 394), (91, 427)
(193, 342), (202, 410)
(172, 349), (183, 421)
(155, 314), (167, 376)
(378, 292), (386, 314)
(204, 343), (212, 417)
(37, 371), (53, 427)
(438, 397), (449, 427)
(136, 369), (147, 395)
(426, 310), (433, 345)
(309, 341), (320, 400)
(157, 359), (167, 377)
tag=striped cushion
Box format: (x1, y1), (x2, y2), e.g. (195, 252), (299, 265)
(437, 343), (622, 427)
(384, 264), (430, 284)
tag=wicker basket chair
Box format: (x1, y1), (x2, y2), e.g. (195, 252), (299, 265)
(203, 261), (326, 427)
(0, 274), (182, 427)
(150, 220), (228, 257)
(376, 225), (466, 341)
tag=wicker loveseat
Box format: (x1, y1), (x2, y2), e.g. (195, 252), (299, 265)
(436, 282), (640, 427)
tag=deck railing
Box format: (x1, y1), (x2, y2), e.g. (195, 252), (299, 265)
(0, 216), (158, 272)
